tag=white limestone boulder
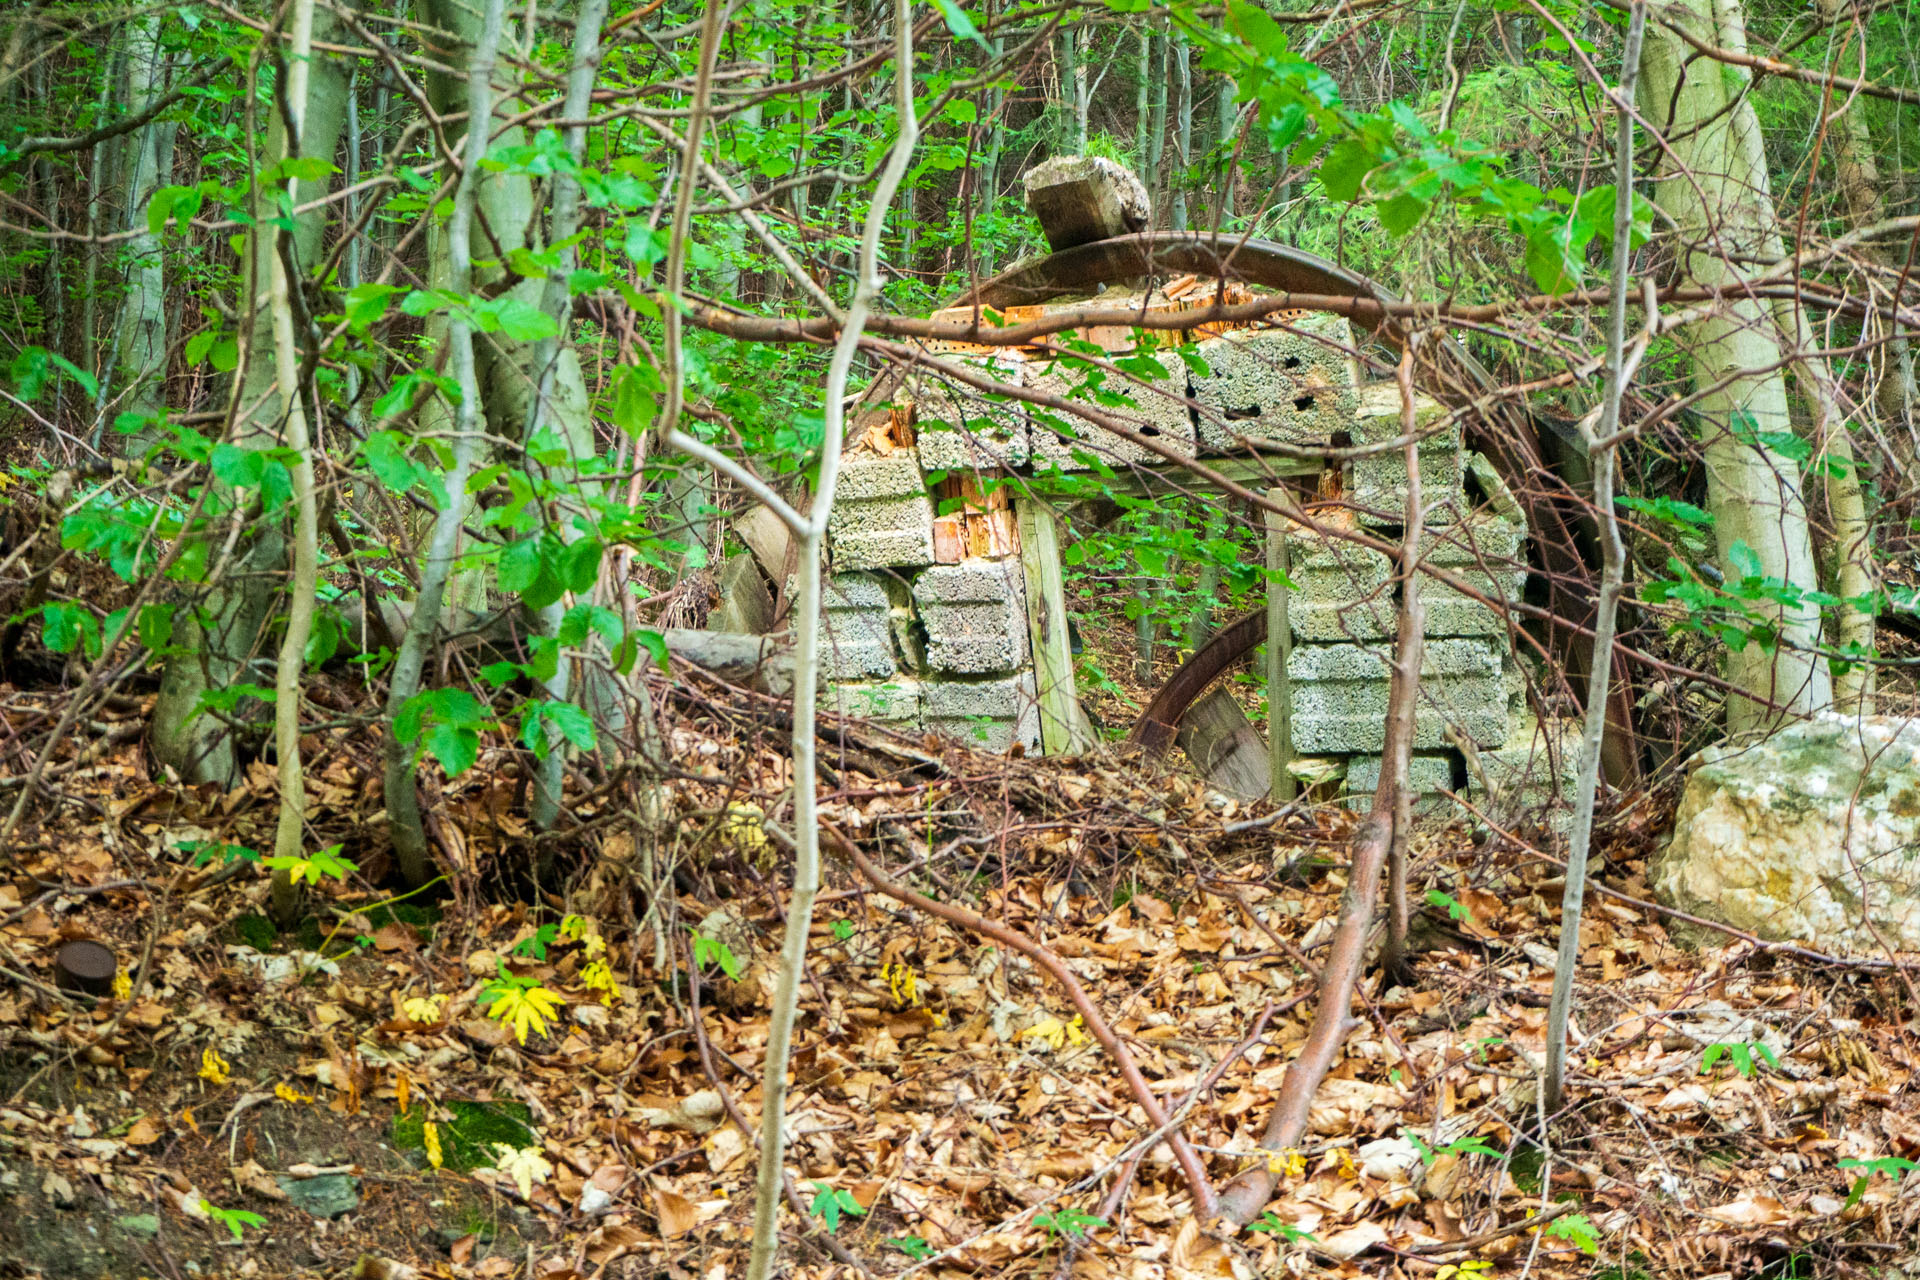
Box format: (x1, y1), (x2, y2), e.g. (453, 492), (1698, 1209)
(1652, 715), (1920, 956)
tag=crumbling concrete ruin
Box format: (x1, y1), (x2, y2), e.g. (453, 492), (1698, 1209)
(722, 158), (1578, 820)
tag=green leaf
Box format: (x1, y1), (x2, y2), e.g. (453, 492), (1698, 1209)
(633, 628), (670, 674)
(928, 0), (990, 51)
(1375, 192), (1428, 236)
(1726, 540), (1763, 582)
(1544, 1214), (1599, 1256)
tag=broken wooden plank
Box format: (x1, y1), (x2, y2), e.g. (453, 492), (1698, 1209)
(1176, 685), (1272, 803)
(1015, 496), (1093, 755)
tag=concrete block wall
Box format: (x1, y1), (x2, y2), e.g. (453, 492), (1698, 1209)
(812, 266), (1545, 805)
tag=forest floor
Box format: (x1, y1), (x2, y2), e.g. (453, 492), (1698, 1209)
(0, 659), (1918, 1280)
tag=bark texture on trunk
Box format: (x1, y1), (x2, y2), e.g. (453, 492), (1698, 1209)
(1638, 0), (1831, 735)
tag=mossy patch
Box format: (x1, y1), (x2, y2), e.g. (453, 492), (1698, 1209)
(391, 1100), (536, 1172)
(231, 913), (279, 951)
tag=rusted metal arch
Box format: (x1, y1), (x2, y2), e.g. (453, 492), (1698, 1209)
(943, 232), (1637, 786)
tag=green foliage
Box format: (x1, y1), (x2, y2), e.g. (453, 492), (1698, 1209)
(1247, 1212), (1315, 1242)
(1404, 1128), (1502, 1166)
(1425, 889), (1474, 924)
(1033, 1210), (1107, 1242)
(1698, 1041), (1780, 1079)
(263, 844), (358, 888)
(807, 1181), (865, 1233)
(691, 931), (744, 982)
(200, 1200), (265, 1241)
(1836, 1156), (1919, 1209)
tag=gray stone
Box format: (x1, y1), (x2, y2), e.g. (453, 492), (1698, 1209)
(1022, 156), (1151, 251)
(277, 1172), (361, 1219)
(1346, 751), (1457, 814)
(826, 679), (924, 727)
(1466, 452), (1525, 523)
(819, 572), (900, 680)
(1350, 382), (1464, 527)
(711, 554), (774, 635)
(827, 453), (934, 570)
(1192, 316), (1359, 452)
(1029, 359), (1196, 471)
(912, 562), (1029, 675)
(1288, 532), (1395, 642)
(924, 674), (1042, 753)
(907, 353), (1032, 471)
(1652, 715), (1920, 956)
(115, 1214), (161, 1239)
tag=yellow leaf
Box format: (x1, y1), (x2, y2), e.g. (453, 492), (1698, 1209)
(274, 1083), (313, 1105)
(424, 1122), (443, 1170)
(198, 1046), (230, 1085)
(1065, 1014), (1088, 1047)
(396, 1070), (411, 1115)
(1023, 1017), (1067, 1051)
(581, 960), (619, 1007)
(1266, 1148), (1306, 1178)
(485, 983), (563, 1044)
(401, 994), (445, 1024)
(111, 967), (132, 1002)
(491, 1144), (553, 1199)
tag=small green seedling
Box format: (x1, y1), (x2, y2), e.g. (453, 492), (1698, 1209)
(886, 1235), (935, 1260)
(201, 1199), (266, 1241)
(512, 922), (562, 961)
(1837, 1156), (1919, 1209)
(808, 1181), (864, 1233)
(1699, 1041), (1779, 1078)
(1247, 1212), (1316, 1243)
(1033, 1210), (1107, 1241)
(264, 843), (357, 887)
(691, 931), (743, 981)
(1426, 888), (1475, 924)
(832, 919), (855, 942)
(1545, 1212), (1601, 1255)
(1404, 1128), (1502, 1166)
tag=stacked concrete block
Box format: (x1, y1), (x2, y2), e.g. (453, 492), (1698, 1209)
(1288, 637), (1508, 754)
(1469, 716), (1581, 831)
(1345, 753), (1457, 813)
(825, 678), (925, 730)
(1289, 530), (1396, 642)
(925, 673), (1042, 754)
(1420, 514), (1528, 637)
(827, 453), (935, 571)
(819, 573), (901, 681)
(1349, 382), (1465, 527)
(908, 352), (1032, 472)
(1029, 359), (1197, 471)
(1192, 315), (1360, 452)
(912, 561), (1029, 675)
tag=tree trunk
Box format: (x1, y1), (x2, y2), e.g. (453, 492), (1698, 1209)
(1146, 17), (1167, 201)
(383, 0), (507, 883)
(149, 10), (349, 787)
(1637, 0), (1830, 735)
(1170, 28), (1190, 232)
(109, 13), (177, 427)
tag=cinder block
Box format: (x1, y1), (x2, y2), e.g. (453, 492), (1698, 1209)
(1349, 382), (1464, 527)
(907, 352), (1032, 471)
(912, 562), (1029, 675)
(1029, 358), (1196, 471)
(1192, 315), (1359, 452)
(826, 679), (925, 728)
(924, 674), (1042, 753)
(1288, 531), (1395, 642)
(1345, 751), (1459, 814)
(818, 572), (900, 680)
(828, 453), (934, 570)
(1469, 716), (1582, 831)
(1022, 155), (1151, 252)
(1288, 638), (1509, 752)
(1419, 515), (1527, 637)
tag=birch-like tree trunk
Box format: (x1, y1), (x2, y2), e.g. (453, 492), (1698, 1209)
(1637, 0), (1831, 735)
(110, 13), (178, 426)
(149, 10), (349, 786)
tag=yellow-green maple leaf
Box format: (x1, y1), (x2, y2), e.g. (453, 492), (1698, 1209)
(484, 982), (563, 1044)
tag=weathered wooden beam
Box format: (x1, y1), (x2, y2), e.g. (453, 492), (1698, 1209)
(1176, 685), (1272, 802)
(1265, 492), (1297, 802)
(1015, 497), (1093, 754)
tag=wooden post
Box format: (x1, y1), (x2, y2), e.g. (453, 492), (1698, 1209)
(1016, 496), (1091, 754)
(1266, 491), (1296, 801)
